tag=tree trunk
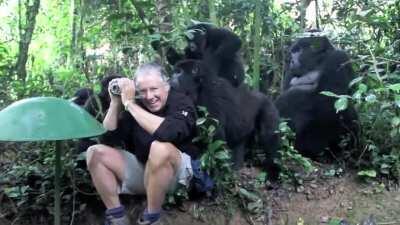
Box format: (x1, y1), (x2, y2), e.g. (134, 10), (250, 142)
(155, 0), (172, 64)
(315, 0), (320, 30)
(252, 0), (262, 90)
(70, 0), (78, 61)
(208, 0), (217, 25)
(15, 0), (40, 82)
(300, 0), (306, 30)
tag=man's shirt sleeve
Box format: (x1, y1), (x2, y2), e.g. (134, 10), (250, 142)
(152, 93), (197, 143)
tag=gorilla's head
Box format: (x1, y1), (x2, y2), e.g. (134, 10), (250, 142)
(289, 36), (334, 76)
(72, 88), (93, 106)
(184, 23), (214, 56)
(171, 59), (211, 102)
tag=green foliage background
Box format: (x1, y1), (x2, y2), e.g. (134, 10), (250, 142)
(0, 0), (399, 224)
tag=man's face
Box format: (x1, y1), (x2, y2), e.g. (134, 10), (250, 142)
(136, 71), (169, 112)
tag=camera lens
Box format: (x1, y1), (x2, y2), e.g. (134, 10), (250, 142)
(110, 80), (121, 95)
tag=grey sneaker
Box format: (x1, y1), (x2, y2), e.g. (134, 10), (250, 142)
(105, 214), (130, 225)
(137, 215), (166, 225)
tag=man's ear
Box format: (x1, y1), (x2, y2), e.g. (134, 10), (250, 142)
(165, 82), (171, 92)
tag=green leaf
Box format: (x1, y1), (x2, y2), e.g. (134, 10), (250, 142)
(320, 91), (339, 98)
(357, 170), (377, 177)
(391, 117), (400, 127)
(215, 150), (230, 160)
(196, 118), (206, 126)
(334, 97), (348, 112)
(238, 188), (259, 202)
(208, 140), (225, 152)
(357, 83), (368, 93)
(394, 95), (400, 108)
(247, 200), (263, 213)
(388, 83), (400, 92)
(365, 94), (377, 102)
(256, 172), (267, 183)
(390, 129), (397, 138)
(208, 125), (216, 135)
(328, 218), (342, 225)
(4, 186), (29, 198)
(349, 76), (363, 87)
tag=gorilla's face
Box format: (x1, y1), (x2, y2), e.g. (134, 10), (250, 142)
(286, 36), (335, 92)
(185, 27), (207, 57)
(170, 60), (203, 102)
(289, 36), (334, 76)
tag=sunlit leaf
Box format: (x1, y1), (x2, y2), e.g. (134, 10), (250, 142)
(357, 170), (377, 177)
(394, 95), (400, 108)
(388, 83), (400, 92)
(365, 94), (377, 102)
(328, 218), (342, 225)
(334, 97), (348, 112)
(391, 117), (400, 127)
(196, 118), (206, 126)
(320, 91), (339, 97)
(349, 76), (363, 87)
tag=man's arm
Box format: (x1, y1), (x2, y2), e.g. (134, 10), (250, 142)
(124, 101), (165, 134)
(103, 79), (123, 131)
(118, 78), (165, 134)
(151, 93), (197, 143)
(119, 79), (196, 143)
(103, 102), (122, 131)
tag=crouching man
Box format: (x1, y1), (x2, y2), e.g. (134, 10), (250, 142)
(86, 62), (199, 225)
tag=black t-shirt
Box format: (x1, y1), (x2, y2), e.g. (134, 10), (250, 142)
(102, 89), (200, 164)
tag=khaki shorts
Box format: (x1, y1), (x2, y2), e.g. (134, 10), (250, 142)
(118, 149), (193, 195)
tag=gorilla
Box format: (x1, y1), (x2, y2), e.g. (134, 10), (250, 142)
(275, 36), (358, 158)
(171, 57), (280, 179)
(74, 75), (131, 153)
(71, 88), (93, 106)
(167, 23), (245, 87)
(83, 75), (123, 122)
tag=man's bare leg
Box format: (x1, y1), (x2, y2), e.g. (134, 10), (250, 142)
(144, 141), (181, 213)
(86, 144), (125, 209)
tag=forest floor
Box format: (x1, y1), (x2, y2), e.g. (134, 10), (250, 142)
(1, 161), (400, 225)
(77, 164), (400, 225)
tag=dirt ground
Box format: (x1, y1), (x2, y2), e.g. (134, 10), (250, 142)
(1, 164), (399, 225)
(76, 166), (400, 225)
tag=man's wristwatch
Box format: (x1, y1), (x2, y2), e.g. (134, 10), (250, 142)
(123, 101), (132, 111)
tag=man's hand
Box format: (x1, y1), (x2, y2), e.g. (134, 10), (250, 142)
(118, 78), (136, 107)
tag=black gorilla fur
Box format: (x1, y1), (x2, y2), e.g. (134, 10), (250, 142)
(72, 88), (93, 106)
(84, 75), (122, 122)
(73, 75), (134, 153)
(275, 36), (358, 158)
(171, 58), (280, 178)
(167, 23), (245, 87)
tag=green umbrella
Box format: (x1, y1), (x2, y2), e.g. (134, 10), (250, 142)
(0, 97), (106, 225)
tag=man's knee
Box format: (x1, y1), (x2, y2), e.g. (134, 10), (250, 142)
(86, 144), (109, 170)
(148, 141), (176, 170)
